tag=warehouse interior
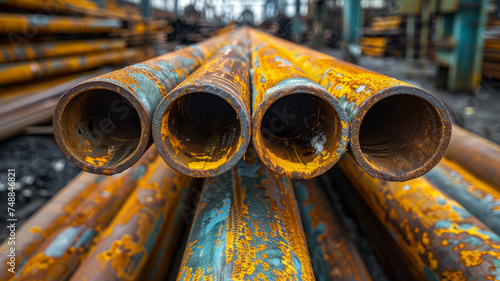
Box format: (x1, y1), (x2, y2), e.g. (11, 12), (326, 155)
(0, 0), (500, 280)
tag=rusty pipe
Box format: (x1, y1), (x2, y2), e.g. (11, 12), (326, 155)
(69, 157), (197, 281)
(338, 154), (500, 280)
(0, 172), (104, 281)
(176, 148), (315, 280)
(0, 13), (121, 34)
(0, 38), (126, 64)
(425, 157), (500, 235)
(0, 47), (149, 86)
(254, 29), (451, 181)
(140, 178), (200, 281)
(250, 30), (349, 179)
(53, 31), (234, 175)
(293, 178), (373, 281)
(12, 147), (159, 281)
(153, 32), (251, 177)
(445, 125), (500, 187)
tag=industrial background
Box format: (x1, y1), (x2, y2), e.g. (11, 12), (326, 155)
(0, 0), (499, 280)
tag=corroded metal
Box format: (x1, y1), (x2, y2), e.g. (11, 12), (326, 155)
(445, 125), (500, 187)
(69, 157), (196, 281)
(153, 30), (251, 178)
(140, 176), (198, 281)
(12, 147), (159, 281)
(0, 172), (104, 281)
(0, 13), (122, 34)
(0, 47), (150, 86)
(53, 31), (234, 175)
(253, 29), (451, 181)
(0, 38), (126, 63)
(339, 154), (500, 280)
(250, 29), (349, 179)
(176, 148), (315, 280)
(293, 178), (372, 281)
(425, 157), (500, 235)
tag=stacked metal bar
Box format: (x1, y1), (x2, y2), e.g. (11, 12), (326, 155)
(0, 2), (159, 142)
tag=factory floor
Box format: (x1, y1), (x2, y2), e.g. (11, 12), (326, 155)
(323, 49), (500, 145)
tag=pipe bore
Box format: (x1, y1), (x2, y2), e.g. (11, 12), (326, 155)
(350, 88), (450, 181)
(154, 91), (249, 177)
(53, 85), (150, 175)
(253, 90), (349, 179)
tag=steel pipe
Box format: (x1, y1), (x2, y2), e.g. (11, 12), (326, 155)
(293, 179), (372, 281)
(176, 148), (315, 280)
(250, 30), (349, 179)
(69, 157), (197, 281)
(0, 47), (151, 86)
(338, 154), (500, 280)
(425, 157), (500, 235)
(0, 13), (121, 34)
(53, 31), (233, 175)
(12, 147), (159, 281)
(0, 38), (126, 64)
(445, 125), (500, 187)
(0, 172), (103, 281)
(153, 31), (251, 177)
(254, 29), (451, 181)
(140, 176), (199, 281)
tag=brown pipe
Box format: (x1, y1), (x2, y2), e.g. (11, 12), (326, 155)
(69, 157), (196, 281)
(53, 31), (233, 175)
(12, 147), (159, 281)
(153, 31), (251, 177)
(0, 172), (103, 281)
(445, 125), (500, 187)
(253, 29), (451, 181)
(250, 29), (350, 179)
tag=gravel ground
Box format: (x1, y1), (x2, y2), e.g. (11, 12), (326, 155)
(0, 134), (80, 242)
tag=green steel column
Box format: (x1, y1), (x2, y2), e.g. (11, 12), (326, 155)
(342, 0), (362, 63)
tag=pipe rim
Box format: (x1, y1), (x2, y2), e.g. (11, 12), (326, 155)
(350, 85), (452, 181)
(53, 80), (151, 175)
(153, 83), (251, 177)
(252, 83), (350, 179)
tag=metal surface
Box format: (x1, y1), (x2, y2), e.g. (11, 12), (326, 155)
(253, 29), (451, 181)
(0, 13), (122, 34)
(250, 30), (350, 179)
(293, 178), (372, 281)
(425, 158), (500, 235)
(0, 39), (126, 64)
(69, 157), (195, 281)
(0, 172), (104, 281)
(141, 177), (199, 281)
(0, 47), (149, 86)
(153, 31), (251, 178)
(339, 154), (500, 280)
(176, 148), (315, 280)
(445, 125), (500, 187)
(12, 147), (159, 281)
(53, 31), (233, 175)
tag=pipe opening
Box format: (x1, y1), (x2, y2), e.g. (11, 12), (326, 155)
(60, 89), (142, 169)
(162, 92), (242, 170)
(260, 93), (340, 168)
(358, 95), (442, 175)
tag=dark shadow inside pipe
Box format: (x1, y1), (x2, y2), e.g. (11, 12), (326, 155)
(358, 95), (442, 174)
(61, 89), (142, 168)
(164, 92), (241, 168)
(260, 94), (339, 166)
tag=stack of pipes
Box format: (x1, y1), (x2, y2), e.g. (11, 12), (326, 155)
(1, 27), (500, 281)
